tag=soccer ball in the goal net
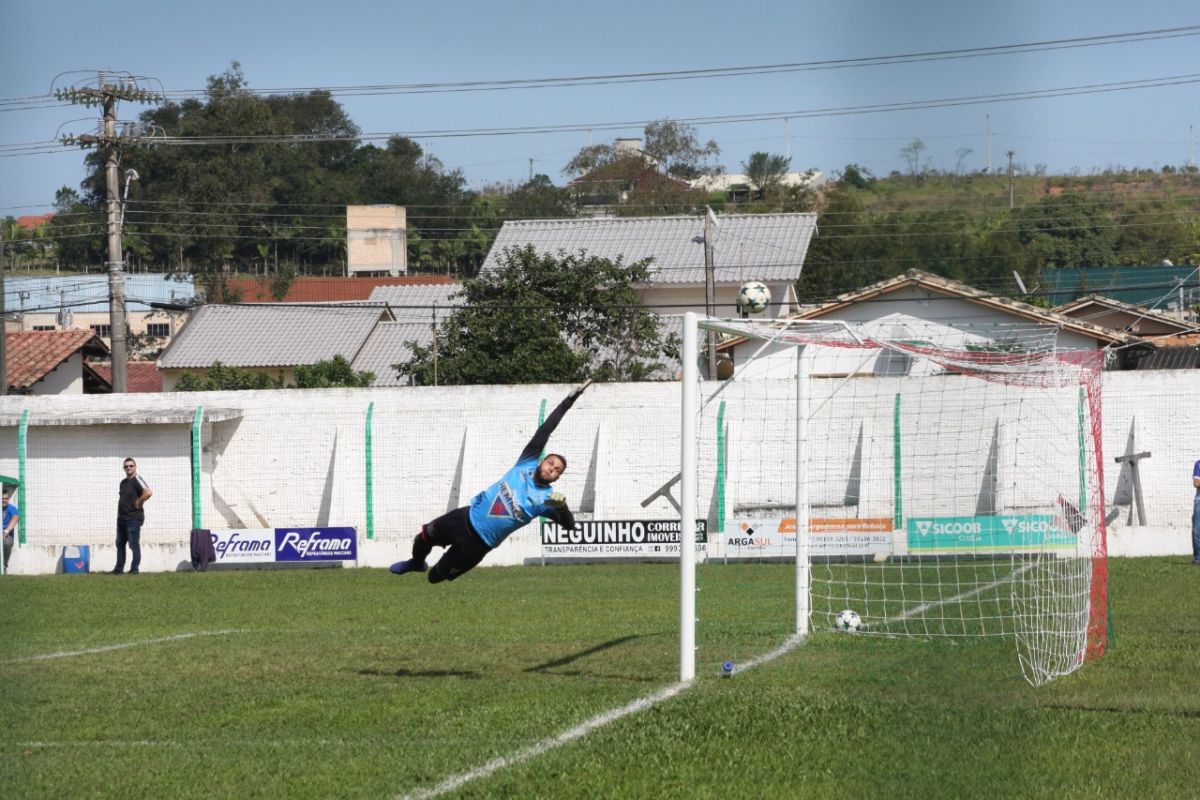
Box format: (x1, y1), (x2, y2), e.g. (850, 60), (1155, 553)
(834, 609), (862, 632)
(736, 281), (771, 315)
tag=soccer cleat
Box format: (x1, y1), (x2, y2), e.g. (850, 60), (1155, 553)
(389, 559), (427, 576)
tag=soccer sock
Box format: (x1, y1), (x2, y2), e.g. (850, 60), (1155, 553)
(411, 527), (433, 565)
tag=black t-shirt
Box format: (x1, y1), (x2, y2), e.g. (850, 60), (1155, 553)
(118, 475), (149, 521)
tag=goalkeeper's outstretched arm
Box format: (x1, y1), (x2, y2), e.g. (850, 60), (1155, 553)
(519, 380), (592, 463)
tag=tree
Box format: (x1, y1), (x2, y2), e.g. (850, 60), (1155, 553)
(47, 187), (104, 269)
(643, 120), (721, 180)
(797, 183), (890, 299)
(398, 246), (679, 385)
(563, 119), (720, 182)
(291, 355), (374, 388)
(71, 62), (474, 276)
(172, 356), (372, 391)
(839, 163), (875, 189)
(1010, 195), (1120, 269)
(954, 147), (973, 176)
(562, 144), (618, 178)
(173, 362), (284, 391)
(900, 138), (927, 177)
(743, 152), (791, 197)
(503, 175), (576, 219)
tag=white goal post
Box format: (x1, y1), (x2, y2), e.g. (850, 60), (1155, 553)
(679, 311), (1109, 687)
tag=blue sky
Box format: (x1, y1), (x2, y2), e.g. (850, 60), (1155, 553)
(2, 0), (1197, 215)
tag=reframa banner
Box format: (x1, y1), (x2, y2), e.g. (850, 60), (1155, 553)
(206, 527), (358, 564)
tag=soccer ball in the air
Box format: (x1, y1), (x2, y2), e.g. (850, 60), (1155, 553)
(834, 609), (862, 632)
(736, 281), (771, 315)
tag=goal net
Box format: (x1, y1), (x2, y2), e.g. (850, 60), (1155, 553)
(679, 313), (1108, 687)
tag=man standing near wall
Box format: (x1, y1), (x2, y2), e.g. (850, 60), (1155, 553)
(112, 458), (152, 575)
(2, 489), (18, 568)
(1193, 458), (1200, 565)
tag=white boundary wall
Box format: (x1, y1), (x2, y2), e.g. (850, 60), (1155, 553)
(0, 370), (1192, 574)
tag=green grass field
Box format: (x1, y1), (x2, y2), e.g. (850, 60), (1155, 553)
(3, 557), (1198, 799)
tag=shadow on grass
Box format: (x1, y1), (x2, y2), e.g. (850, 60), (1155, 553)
(1044, 702), (1200, 719)
(358, 668), (482, 679)
(523, 634), (661, 681)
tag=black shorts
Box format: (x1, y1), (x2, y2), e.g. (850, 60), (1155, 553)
(423, 507), (492, 582)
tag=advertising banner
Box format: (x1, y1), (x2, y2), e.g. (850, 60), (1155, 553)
(725, 517), (894, 557)
(542, 519), (707, 557)
(275, 527), (358, 562)
(906, 515), (1075, 552)
(210, 529), (276, 564)
(205, 527), (357, 564)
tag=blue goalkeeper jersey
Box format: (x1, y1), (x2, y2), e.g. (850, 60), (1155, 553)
(465, 389), (583, 547)
(468, 455), (558, 547)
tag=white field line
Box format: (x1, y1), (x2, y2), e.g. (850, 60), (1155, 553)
(396, 635), (803, 800)
(5, 629), (246, 664)
(878, 562), (1037, 628)
(397, 683), (687, 800)
(396, 566), (1036, 799)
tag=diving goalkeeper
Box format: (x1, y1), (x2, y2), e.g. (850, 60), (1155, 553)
(390, 380), (590, 584)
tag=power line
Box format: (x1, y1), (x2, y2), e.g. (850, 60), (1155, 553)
(140, 73), (1200, 148)
(6, 24), (1198, 111)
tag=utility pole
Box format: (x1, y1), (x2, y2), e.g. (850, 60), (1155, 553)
(1007, 150), (1015, 209)
(103, 94), (129, 392)
(986, 114), (992, 174)
(56, 72), (161, 393)
(703, 208), (717, 380)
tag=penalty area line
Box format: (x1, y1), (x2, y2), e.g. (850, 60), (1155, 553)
(397, 636), (803, 800)
(5, 629), (247, 664)
(396, 682), (688, 800)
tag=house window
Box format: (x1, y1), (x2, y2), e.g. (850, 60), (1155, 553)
(146, 323), (170, 338)
(33, 325), (56, 331)
(91, 324), (112, 338)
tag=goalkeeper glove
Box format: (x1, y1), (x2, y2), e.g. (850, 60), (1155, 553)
(568, 379), (593, 400)
(547, 491), (567, 508)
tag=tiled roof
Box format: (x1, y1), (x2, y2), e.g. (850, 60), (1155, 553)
(15, 213), (54, 231)
(1052, 294), (1195, 333)
(217, 275), (454, 303)
(89, 361), (163, 393)
(352, 322), (432, 386)
(157, 305), (389, 369)
(800, 270), (1141, 346)
(483, 214), (817, 286)
(366, 283), (465, 322)
(4, 330), (108, 390)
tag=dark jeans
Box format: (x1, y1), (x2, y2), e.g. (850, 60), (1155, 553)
(1192, 496), (1200, 562)
(115, 517), (143, 572)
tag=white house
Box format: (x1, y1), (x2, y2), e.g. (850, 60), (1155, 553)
(726, 270), (1143, 380)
